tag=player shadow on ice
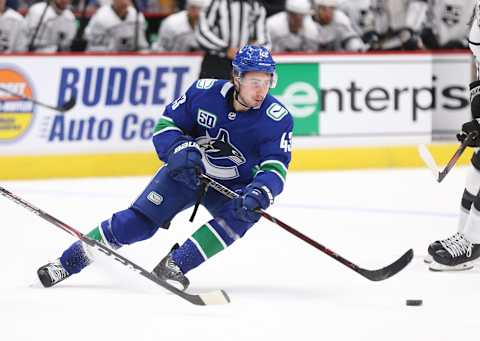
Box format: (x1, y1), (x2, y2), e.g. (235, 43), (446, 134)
(194, 284), (335, 301)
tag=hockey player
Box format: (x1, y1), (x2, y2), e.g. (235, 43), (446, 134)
(427, 2), (480, 271)
(24, 0), (77, 52)
(421, 0), (476, 49)
(339, 0), (380, 49)
(151, 0), (205, 51)
(0, 0), (28, 52)
(37, 45), (293, 290)
(309, 0), (366, 51)
(84, 0), (149, 51)
(373, 0), (428, 50)
(266, 0), (317, 52)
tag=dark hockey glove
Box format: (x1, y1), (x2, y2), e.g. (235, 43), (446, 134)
(166, 137), (205, 190)
(399, 29), (420, 50)
(362, 31), (380, 50)
(457, 80), (480, 147)
(457, 120), (480, 147)
(233, 183), (273, 223)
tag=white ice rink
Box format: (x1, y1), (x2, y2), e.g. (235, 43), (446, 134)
(0, 167), (478, 341)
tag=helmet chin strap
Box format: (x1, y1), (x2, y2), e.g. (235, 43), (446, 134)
(234, 90), (254, 111)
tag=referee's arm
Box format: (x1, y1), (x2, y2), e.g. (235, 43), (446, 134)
(251, 1), (271, 50)
(196, 0), (228, 53)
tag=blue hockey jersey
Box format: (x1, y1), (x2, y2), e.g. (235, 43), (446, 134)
(152, 79), (293, 198)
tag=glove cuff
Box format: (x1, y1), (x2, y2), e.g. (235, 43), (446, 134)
(259, 185), (274, 206)
(470, 80), (480, 119)
(168, 136), (201, 156)
(173, 141), (201, 154)
(245, 182), (275, 209)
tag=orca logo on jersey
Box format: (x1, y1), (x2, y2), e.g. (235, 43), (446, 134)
(196, 128), (246, 180)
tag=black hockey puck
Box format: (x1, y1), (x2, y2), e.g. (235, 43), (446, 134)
(406, 299), (423, 306)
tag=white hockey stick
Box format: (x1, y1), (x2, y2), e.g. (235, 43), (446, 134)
(417, 144), (440, 179)
(417, 132), (477, 183)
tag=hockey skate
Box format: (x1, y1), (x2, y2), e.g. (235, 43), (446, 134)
(429, 233), (480, 271)
(37, 259), (70, 288)
(152, 244), (190, 291)
(425, 232), (463, 264)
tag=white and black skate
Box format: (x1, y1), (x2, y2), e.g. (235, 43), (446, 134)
(152, 244), (190, 291)
(37, 259), (70, 287)
(425, 232), (463, 264)
(429, 233), (480, 271)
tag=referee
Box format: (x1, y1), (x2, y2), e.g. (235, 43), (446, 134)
(196, 0), (271, 79)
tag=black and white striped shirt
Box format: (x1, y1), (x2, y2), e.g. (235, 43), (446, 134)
(196, 0), (271, 56)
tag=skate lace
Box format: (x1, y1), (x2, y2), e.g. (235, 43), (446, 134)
(161, 255), (189, 291)
(47, 262), (69, 282)
(439, 232), (462, 247)
(441, 234), (472, 258)
(166, 258), (182, 276)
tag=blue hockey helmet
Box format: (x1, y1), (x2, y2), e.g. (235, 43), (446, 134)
(232, 45), (276, 75)
(232, 45), (277, 88)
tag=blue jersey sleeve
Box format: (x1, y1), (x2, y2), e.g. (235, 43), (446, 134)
(152, 83), (198, 162)
(253, 114), (293, 198)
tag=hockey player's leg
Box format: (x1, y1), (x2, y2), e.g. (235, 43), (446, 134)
(38, 167), (197, 287)
(38, 208), (160, 287)
(425, 188), (472, 264)
(427, 80), (480, 263)
(37, 227), (106, 287)
(152, 195), (255, 291)
(429, 154), (480, 271)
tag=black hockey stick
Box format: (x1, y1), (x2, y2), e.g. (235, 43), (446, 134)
(0, 85), (76, 113)
(418, 131), (478, 183)
(0, 185), (230, 306)
(28, 0), (50, 52)
(199, 174), (413, 281)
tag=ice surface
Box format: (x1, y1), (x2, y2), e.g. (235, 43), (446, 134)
(0, 167), (477, 341)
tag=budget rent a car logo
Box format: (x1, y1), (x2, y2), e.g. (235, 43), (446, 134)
(0, 68), (34, 142)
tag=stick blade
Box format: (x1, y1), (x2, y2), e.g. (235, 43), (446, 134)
(197, 290), (231, 305)
(417, 144), (440, 181)
(358, 249), (414, 281)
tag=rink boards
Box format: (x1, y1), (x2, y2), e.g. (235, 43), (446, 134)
(0, 51), (474, 179)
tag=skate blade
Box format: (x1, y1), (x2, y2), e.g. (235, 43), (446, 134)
(429, 261), (474, 272)
(424, 255), (433, 264)
(164, 278), (187, 292)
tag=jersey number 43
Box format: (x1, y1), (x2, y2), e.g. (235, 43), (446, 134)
(280, 132), (292, 152)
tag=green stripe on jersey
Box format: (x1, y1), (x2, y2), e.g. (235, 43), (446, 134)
(191, 224), (226, 259)
(86, 226), (104, 243)
(252, 165), (261, 177)
(259, 160), (287, 181)
(153, 117), (182, 135)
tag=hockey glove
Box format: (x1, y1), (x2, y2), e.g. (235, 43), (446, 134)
(362, 31), (380, 50)
(399, 29), (420, 50)
(457, 120), (480, 147)
(166, 137), (205, 190)
(457, 81), (480, 147)
(233, 183), (273, 223)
